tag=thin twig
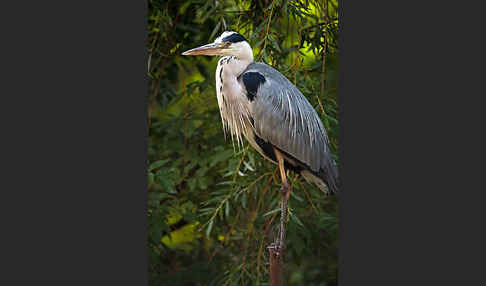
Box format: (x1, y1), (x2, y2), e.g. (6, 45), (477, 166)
(259, 0), (275, 62)
(208, 208), (241, 262)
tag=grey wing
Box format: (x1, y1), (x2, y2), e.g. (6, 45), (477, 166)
(239, 62), (331, 173)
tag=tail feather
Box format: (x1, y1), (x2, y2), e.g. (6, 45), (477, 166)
(301, 160), (339, 195)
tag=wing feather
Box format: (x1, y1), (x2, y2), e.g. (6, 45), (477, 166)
(238, 62), (332, 173)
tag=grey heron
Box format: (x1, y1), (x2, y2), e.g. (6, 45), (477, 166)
(182, 31), (339, 253)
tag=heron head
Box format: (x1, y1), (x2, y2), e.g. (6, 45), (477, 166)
(182, 31), (253, 61)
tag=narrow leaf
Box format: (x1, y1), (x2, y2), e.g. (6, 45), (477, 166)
(206, 220), (214, 238)
(149, 159), (169, 171)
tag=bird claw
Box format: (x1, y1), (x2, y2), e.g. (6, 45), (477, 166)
(267, 242), (282, 257)
(267, 242), (277, 249)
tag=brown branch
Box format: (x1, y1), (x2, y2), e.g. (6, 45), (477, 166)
(268, 167), (296, 286)
(269, 247), (283, 286)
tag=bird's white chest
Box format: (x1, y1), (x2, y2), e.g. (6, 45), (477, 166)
(215, 57), (253, 147)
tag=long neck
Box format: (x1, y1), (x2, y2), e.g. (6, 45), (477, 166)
(215, 54), (253, 147)
(222, 42), (254, 77)
(220, 56), (252, 78)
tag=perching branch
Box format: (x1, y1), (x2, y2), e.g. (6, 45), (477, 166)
(268, 245), (283, 286)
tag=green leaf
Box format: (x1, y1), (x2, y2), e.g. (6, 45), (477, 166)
(241, 193), (246, 208)
(159, 177), (177, 194)
(263, 208), (280, 217)
(290, 212), (305, 227)
(195, 166), (209, 177)
(209, 149), (234, 167)
(188, 178), (197, 191)
(198, 177), (209, 190)
(268, 35), (281, 52)
(253, 38), (265, 49)
(290, 191), (304, 202)
(206, 219), (214, 238)
(209, 20), (222, 41)
(243, 160), (254, 172)
(225, 200), (230, 217)
(149, 159), (169, 171)
(183, 161), (198, 175)
(148, 172), (155, 185)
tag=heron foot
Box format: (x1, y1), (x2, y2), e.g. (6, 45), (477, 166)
(267, 242), (282, 257)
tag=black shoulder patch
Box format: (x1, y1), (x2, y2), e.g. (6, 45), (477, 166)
(222, 33), (247, 43)
(242, 72), (266, 101)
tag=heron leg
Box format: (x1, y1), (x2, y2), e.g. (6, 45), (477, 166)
(274, 148), (291, 253)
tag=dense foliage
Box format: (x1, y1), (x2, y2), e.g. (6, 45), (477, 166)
(148, 0), (339, 285)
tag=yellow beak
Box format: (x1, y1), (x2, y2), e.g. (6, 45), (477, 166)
(182, 43), (226, 56)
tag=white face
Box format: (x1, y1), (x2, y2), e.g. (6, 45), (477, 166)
(214, 31), (252, 58)
(182, 31), (253, 60)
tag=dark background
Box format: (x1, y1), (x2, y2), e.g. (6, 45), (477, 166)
(1, 0), (485, 285)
